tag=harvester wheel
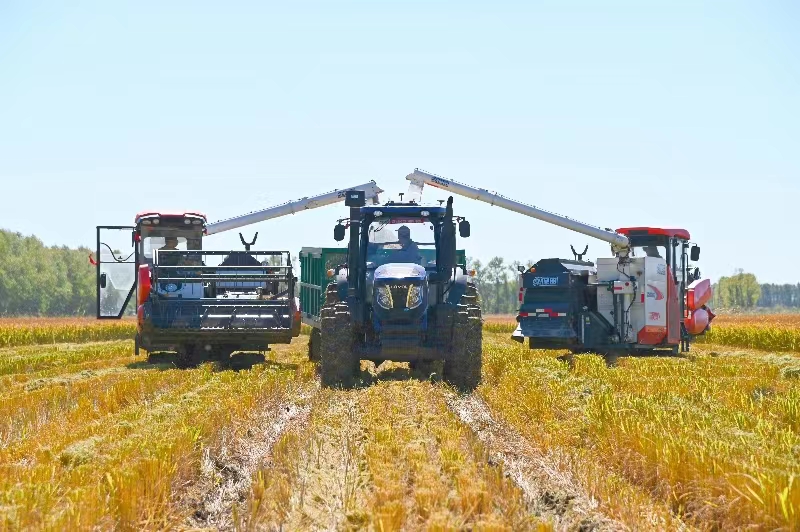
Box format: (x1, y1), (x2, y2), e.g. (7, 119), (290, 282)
(175, 344), (202, 369)
(319, 298), (358, 388)
(209, 346), (233, 362)
(443, 283), (482, 391)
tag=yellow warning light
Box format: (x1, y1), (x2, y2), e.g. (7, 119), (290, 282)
(326, 269), (336, 278)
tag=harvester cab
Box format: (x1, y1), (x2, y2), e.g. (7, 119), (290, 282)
(306, 192), (482, 390)
(406, 169), (714, 355)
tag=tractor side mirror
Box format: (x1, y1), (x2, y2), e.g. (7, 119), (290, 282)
(459, 220), (470, 238)
(690, 245), (700, 262)
(334, 224), (346, 242)
(693, 267), (701, 281)
(99, 273), (107, 289)
(517, 265), (525, 274)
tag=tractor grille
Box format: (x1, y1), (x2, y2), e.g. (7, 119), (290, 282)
(389, 285), (408, 309)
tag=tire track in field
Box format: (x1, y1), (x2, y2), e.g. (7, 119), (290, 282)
(240, 364), (548, 530)
(182, 381), (318, 531)
(444, 391), (625, 531)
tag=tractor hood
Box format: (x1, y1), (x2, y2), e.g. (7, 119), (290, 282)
(374, 263), (427, 282)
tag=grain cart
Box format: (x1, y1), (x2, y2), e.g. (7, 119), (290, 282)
(407, 169), (713, 355)
(95, 182), (383, 366)
(304, 190), (480, 390)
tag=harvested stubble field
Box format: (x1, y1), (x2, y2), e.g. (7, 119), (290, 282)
(1, 316), (800, 530)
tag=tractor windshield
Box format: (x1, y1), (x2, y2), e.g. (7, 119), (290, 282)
(367, 218), (435, 267)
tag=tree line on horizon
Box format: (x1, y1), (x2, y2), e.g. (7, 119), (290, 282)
(0, 229), (798, 316)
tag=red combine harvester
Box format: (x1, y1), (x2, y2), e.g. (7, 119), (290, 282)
(95, 182), (383, 366)
(407, 169), (713, 354)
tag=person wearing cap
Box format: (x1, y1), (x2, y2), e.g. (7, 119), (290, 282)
(158, 236), (194, 266)
(396, 225), (421, 264)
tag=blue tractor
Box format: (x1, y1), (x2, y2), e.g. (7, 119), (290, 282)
(311, 191), (481, 389)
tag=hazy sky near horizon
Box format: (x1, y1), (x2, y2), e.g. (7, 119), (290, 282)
(1, 1), (798, 283)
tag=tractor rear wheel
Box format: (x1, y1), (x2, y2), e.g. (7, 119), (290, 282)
(443, 283), (482, 391)
(319, 288), (358, 388)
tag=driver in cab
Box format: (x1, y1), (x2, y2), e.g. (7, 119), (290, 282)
(158, 237), (186, 266)
(395, 225), (422, 264)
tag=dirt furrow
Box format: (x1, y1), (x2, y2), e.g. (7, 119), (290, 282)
(182, 382), (318, 530)
(445, 391), (623, 531)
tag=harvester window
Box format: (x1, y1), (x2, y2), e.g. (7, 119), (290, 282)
(143, 237), (188, 260)
(634, 245), (666, 260)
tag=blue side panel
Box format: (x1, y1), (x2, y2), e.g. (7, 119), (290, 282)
(518, 317), (577, 339)
(521, 272), (570, 289)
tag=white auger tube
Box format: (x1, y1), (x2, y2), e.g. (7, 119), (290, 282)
(406, 169), (630, 250)
(205, 181), (384, 236)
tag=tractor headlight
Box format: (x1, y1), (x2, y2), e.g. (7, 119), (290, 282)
(376, 286), (393, 309)
(406, 284), (423, 309)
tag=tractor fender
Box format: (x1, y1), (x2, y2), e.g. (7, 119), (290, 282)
(446, 271), (470, 305)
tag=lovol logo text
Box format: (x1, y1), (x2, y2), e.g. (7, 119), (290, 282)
(431, 176), (450, 187)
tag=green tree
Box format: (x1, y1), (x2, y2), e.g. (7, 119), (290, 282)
(716, 269), (761, 309)
(0, 229), (96, 316)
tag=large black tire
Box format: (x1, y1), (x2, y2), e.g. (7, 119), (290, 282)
(319, 285), (359, 388)
(175, 344), (203, 369)
(443, 283), (482, 391)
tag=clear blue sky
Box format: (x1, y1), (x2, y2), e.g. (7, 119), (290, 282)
(1, 1), (797, 283)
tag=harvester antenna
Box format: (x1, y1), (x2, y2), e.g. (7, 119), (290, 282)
(570, 244), (589, 261)
(398, 193), (404, 202)
(239, 232), (258, 251)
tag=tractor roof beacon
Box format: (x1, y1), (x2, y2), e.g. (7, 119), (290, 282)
(304, 190), (482, 390)
(406, 168), (713, 356)
(95, 181), (384, 367)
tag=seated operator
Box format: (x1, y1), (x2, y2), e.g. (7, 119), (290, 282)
(394, 225), (422, 264)
(158, 236), (184, 266)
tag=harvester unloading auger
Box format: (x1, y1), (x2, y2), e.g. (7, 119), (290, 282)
(407, 169), (714, 354)
(95, 181), (383, 366)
